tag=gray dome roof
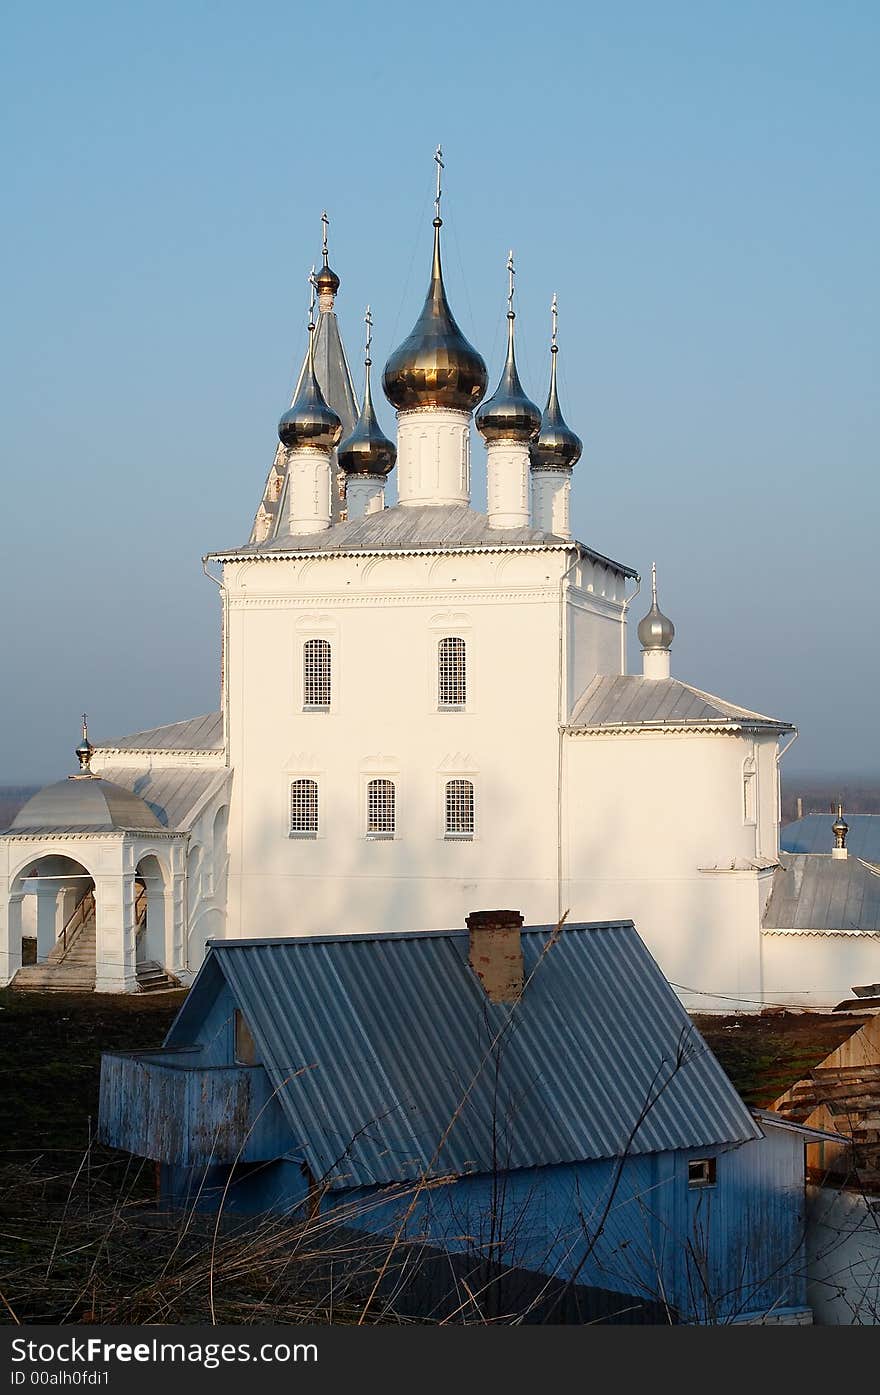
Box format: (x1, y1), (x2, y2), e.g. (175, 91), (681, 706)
(637, 565), (675, 651)
(7, 777), (164, 834)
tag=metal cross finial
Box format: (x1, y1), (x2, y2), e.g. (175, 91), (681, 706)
(365, 304), (373, 363)
(651, 562), (658, 605)
(321, 210), (329, 265)
(434, 144), (444, 219)
(507, 250), (515, 316)
(308, 265), (317, 326)
(82, 713), (88, 742)
(551, 292), (558, 350)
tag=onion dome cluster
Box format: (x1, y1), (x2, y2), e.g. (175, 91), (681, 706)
(383, 218), (488, 414)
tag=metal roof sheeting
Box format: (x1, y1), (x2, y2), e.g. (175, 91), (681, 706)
(6, 776), (164, 835)
(181, 923), (759, 1189)
(97, 712), (224, 752)
(213, 503), (637, 577)
(568, 674), (791, 732)
(100, 767), (231, 832)
(763, 854), (880, 933)
(782, 815), (880, 866)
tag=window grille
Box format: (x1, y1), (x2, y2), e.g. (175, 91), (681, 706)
(366, 778), (396, 838)
(445, 779), (474, 839)
(290, 778), (319, 837)
(303, 639), (331, 708)
(438, 637), (466, 709)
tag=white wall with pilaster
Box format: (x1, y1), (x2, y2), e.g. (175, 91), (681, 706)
(396, 409), (471, 506)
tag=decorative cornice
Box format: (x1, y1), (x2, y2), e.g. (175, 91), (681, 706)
(761, 927), (880, 939)
(562, 723), (778, 738)
(228, 587), (563, 609)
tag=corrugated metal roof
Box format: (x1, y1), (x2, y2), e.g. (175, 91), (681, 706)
(100, 766), (231, 832)
(173, 923), (759, 1189)
(97, 712), (224, 752)
(782, 815), (880, 866)
(567, 674), (792, 733)
(212, 503), (637, 577)
(763, 854), (880, 932)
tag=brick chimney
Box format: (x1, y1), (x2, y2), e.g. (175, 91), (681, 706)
(466, 910), (524, 1004)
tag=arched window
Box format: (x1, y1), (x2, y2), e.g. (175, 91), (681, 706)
(366, 778), (396, 839)
(445, 779), (475, 839)
(290, 779), (319, 838)
(743, 757), (757, 825)
(438, 637), (466, 709)
(303, 639), (331, 709)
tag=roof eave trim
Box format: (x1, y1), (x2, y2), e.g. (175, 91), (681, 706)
(204, 540), (639, 579)
(563, 720), (795, 736)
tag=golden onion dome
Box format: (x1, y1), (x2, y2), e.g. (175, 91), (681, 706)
(383, 217), (488, 414)
(278, 321), (343, 452)
(476, 256), (541, 444)
(314, 258), (340, 299)
(339, 313), (397, 477)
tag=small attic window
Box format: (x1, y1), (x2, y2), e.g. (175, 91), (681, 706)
(234, 1010), (257, 1066)
(688, 1157), (717, 1188)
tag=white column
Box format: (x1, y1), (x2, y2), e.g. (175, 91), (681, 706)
(531, 469), (571, 538)
(346, 476), (385, 520)
(486, 442), (530, 529)
(1, 894), (23, 985)
(643, 648), (671, 680)
(286, 448), (332, 535)
(94, 872), (138, 993)
(396, 408), (471, 507)
(35, 884), (59, 962)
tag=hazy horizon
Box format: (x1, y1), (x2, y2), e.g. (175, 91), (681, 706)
(3, 1), (877, 785)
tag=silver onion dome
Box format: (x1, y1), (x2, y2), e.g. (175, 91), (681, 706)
(637, 564), (675, 650)
(476, 253), (541, 445)
(529, 296), (582, 471)
(338, 309), (397, 477)
(278, 317), (343, 453)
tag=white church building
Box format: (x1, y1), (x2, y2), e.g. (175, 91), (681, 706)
(2, 168), (876, 1009)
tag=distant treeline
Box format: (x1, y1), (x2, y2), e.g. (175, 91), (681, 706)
(0, 787), (39, 829)
(782, 777), (880, 823)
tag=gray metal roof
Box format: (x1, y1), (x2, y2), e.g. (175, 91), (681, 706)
(170, 922), (759, 1189)
(100, 767), (231, 832)
(5, 777), (164, 835)
(250, 308), (359, 542)
(782, 815), (880, 866)
(762, 854), (880, 933)
(567, 674), (792, 733)
(97, 712), (223, 752)
(214, 502), (637, 576)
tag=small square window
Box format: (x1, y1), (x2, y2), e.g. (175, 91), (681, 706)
(688, 1157), (716, 1188)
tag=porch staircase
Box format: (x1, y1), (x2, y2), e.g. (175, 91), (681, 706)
(13, 885), (179, 993)
(774, 1063), (880, 1189)
(14, 891), (98, 991)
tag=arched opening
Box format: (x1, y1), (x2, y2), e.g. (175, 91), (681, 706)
(135, 854), (167, 971)
(10, 854), (95, 987)
(211, 805), (229, 901)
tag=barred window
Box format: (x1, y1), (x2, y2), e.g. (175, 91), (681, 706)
(303, 639), (331, 709)
(366, 778), (396, 838)
(290, 779), (319, 837)
(445, 779), (474, 839)
(438, 637), (466, 709)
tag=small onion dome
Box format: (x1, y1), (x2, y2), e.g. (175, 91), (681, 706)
(476, 312), (541, 444)
(75, 715), (94, 773)
(383, 218), (488, 414)
(314, 258), (340, 299)
(278, 324), (343, 452)
(637, 564), (675, 650)
(529, 343), (582, 471)
(338, 352), (396, 477)
(832, 803), (849, 848)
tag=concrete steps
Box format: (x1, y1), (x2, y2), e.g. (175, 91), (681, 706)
(136, 960), (180, 993)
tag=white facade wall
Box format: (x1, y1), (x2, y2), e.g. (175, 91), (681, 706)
(222, 547), (625, 939)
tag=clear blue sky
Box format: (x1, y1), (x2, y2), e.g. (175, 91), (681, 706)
(2, 0), (877, 783)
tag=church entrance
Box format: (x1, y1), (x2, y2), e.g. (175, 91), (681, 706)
(11, 854), (96, 990)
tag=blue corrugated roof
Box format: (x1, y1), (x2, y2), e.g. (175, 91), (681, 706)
(169, 923), (759, 1189)
(782, 814), (880, 865)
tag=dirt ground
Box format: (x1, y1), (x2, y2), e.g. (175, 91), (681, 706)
(694, 1010), (867, 1107)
